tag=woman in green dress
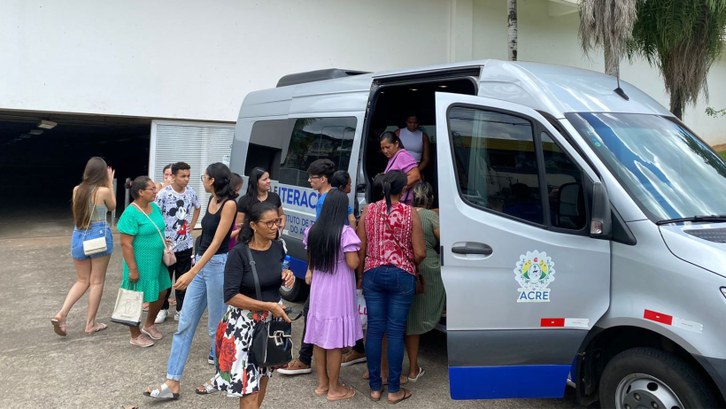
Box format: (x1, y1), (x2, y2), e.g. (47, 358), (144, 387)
(118, 176), (172, 347)
(404, 181), (445, 381)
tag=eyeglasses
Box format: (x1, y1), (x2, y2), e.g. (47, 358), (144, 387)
(200, 175), (208, 182)
(144, 187), (157, 192)
(308, 175), (322, 180)
(257, 218), (281, 229)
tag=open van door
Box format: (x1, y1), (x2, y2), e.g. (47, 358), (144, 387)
(435, 92), (610, 399)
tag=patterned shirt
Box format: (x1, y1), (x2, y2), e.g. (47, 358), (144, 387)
(154, 185), (200, 252)
(363, 200), (416, 275)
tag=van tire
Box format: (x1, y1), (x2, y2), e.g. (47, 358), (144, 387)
(279, 279), (309, 302)
(599, 347), (718, 409)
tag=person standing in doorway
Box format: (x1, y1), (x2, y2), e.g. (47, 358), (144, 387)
(52, 156), (115, 336)
(396, 114), (431, 173)
(155, 162), (201, 323)
(277, 158), (337, 376)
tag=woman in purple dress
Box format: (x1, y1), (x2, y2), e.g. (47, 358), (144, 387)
(380, 131), (421, 205)
(303, 189), (362, 401)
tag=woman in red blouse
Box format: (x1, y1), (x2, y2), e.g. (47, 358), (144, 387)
(357, 170), (425, 404)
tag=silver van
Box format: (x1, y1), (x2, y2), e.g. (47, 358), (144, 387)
(230, 60), (726, 407)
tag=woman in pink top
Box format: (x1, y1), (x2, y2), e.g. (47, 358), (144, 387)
(380, 132), (421, 205)
(357, 170), (425, 404)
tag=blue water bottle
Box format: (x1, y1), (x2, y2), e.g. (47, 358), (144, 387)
(281, 255), (292, 290)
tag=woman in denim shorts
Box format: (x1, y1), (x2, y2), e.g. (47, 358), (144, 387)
(52, 156), (116, 336)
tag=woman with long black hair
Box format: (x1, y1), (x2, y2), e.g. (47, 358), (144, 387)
(234, 168), (285, 238)
(303, 189), (361, 401)
(144, 162), (237, 400)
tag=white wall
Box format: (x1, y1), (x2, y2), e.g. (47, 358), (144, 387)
(471, 0), (726, 144)
(1, 0), (725, 143)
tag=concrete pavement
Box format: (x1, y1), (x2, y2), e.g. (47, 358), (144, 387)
(0, 210), (582, 408)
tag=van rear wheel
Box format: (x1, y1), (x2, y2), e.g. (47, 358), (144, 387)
(599, 347), (718, 409)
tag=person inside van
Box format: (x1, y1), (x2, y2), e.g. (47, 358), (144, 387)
(395, 114), (431, 172)
(380, 132), (422, 205)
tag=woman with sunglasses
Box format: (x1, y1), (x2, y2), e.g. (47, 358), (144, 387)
(144, 162), (237, 400)
(232, 168), (285, 240)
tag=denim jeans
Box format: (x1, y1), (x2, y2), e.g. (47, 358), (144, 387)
(363, 265), (415, 393)
(166, 253), (227, 381)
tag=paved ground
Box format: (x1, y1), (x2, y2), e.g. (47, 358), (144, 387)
(0, 209), (583, 408)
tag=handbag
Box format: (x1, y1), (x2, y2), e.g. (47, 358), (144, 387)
(246, 246), (294, 367)
(132, 203), (177, 266)
(110, 285), (144, 327)
(82, 192), (108, 256)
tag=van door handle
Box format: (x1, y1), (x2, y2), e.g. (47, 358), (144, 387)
(451, 242), (492, 256)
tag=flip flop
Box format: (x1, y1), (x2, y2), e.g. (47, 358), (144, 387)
(195, 380), (217, 395)
(370, 390), (382, 402)
(327, 386), (356, 402)
(387, 388), (412, 405)
(314, 387), (329, 397)
(407, 367), (425, 382)
(143, 383), (180, 400)
(51, 319), (67, 337)
(85, 323), (108, 335)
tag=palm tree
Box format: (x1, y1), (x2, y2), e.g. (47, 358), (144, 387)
(508, 0), (518, 61)
(630, 0), (726, 119)
(578, 0), (637, 77)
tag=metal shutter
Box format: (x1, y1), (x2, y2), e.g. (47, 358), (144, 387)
(149, 120), (235, 226)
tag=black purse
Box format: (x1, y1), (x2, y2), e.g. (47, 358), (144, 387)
(246, 246), (294, 367)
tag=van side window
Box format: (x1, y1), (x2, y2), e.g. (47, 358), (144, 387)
(280, 117), (357, 188)
(449, 106), (543, 224)
(246, 119), (294, 177)
(541, 132), (586, 230)
(449, 107), (587, 231)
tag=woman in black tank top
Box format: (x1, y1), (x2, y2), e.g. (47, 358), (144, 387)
(144, 162), (238, 400)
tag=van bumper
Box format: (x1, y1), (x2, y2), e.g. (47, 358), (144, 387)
(694, 354), (726, 401)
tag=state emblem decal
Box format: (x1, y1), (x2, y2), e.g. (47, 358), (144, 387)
(514, 250), (555, 303)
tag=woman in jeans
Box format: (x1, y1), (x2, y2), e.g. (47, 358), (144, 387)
(357, 170), (425, 403)
(52, 156), (115, 336)
(144, 162), (237, 400)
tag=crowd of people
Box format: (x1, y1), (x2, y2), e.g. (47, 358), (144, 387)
(53, 117), (445, 408)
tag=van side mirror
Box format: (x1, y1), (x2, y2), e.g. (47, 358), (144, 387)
(590, 181), (612, 238)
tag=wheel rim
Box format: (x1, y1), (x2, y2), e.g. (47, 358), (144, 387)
(614, 373), (684, 409)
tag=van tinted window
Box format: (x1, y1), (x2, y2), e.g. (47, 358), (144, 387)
(246, 117), (357, 187)
(449, 106), (584, 230)
(280, 117), (357, 188)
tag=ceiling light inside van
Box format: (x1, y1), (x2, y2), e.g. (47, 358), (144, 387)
(409, 88), (418, 92)
(438, 85), (448, 88)
(38, 120), (57, 129)
(29, 129), (43, 135)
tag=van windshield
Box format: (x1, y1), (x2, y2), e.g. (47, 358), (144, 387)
(566, 112), (726, 222)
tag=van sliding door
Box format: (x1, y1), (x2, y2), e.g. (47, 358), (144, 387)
(435, 93), (610, 400)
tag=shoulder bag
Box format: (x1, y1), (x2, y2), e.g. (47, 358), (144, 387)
(82, 190), (108, 256)
(246, 245), (294, 367)
(132, 203), (177, 266)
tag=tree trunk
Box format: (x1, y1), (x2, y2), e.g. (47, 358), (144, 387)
(604, 44), (619, 77)
(508, 0), (518, 61)
(670, 90), (684, 120)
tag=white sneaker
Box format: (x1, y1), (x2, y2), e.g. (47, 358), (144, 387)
(155, 309), (168, 324)
(174, 311), (180, 321)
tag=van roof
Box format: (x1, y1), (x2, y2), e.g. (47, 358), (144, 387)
(240, 59), (671, 119)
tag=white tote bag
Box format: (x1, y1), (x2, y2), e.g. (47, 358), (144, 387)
(110, 286), (144, 327)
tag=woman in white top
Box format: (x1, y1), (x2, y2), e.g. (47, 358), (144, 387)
(396, 115), (431, 172)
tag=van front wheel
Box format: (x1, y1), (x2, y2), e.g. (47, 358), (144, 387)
(599, 347), (718, 409)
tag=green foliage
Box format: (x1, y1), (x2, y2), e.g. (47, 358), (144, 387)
(629, 0), (726, 118)
(706, 107), (726, 117)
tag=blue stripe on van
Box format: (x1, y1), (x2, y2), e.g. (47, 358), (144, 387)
(288, 256), (307, 279)
(449, 365), (569, 400)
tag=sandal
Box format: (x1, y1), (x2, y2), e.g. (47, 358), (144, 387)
(327, 386), (356, 402)
(195, 380), (217, 395)
(51, 318), (67, 337)
(370, 389), (382, 402)
(408, 367), (425, 382)
(85, 323), (108, 335)
(387, 388), (412, 405)
(143, 383), (179, 400)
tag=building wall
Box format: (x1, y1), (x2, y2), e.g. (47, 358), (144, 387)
(1, 0), (725, 143)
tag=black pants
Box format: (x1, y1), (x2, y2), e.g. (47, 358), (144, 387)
(162, 248), (193, 311)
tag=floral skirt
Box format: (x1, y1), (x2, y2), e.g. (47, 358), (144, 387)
(212, 305), (273, 397)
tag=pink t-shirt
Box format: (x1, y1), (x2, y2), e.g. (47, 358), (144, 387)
(384, 149), (418, 204)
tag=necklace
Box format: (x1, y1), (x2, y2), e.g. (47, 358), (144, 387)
(249, 238), (272, 251)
